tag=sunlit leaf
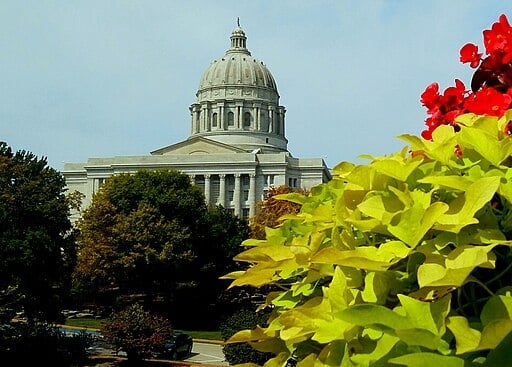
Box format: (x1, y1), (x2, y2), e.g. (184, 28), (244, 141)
(389, 352), (465, 367)
(435, 176), (500, 232)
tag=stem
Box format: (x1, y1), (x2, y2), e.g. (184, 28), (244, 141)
(456, 288), (466, 317)
(471, 278), (495, 297)
(486, 260), (512, 285)
(470, 283), (478, 316)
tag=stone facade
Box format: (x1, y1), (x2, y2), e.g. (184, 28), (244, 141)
(63, 23), (331, 220)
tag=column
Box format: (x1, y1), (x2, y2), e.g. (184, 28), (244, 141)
(220, 106), (225, 130)
(249, 173), (256, 217)
(218, 174), (226, 207)
(234, 173), (241, 217)
(92, 178), (99, 195)
(256, 107), (260, 131)
(204, 174), (211, 204)
(268, 107), (274, 133)
(202, 107), (207, 131)
(236, 106), (241, 128)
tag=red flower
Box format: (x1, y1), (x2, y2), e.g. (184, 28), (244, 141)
(420, 14), (512, 141)
(464, 86), (512, 116)
(442, 79), (467, 109)
(421, 82), (440, 110)
(460, 43), (482, 68)
(454, 144), (463, 157)
(421, 128), (433, 140)
(483, 14), (512, 55)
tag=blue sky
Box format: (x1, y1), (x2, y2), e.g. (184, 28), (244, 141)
(2, 1), (512, 171)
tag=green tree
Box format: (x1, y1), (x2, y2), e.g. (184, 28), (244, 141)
(73, 169), (249, 326)
(183, 205), (250, 328)
(0, 141), (76, 323)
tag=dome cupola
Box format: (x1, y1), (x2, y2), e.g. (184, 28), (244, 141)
(189, 21), (287, 153)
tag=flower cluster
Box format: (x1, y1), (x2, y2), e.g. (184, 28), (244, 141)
(421, 14), (512, 140)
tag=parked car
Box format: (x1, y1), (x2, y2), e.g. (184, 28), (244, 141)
(153, 332), (193, 360)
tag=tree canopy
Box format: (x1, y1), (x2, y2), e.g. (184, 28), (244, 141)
(0, 141), (75, 323)
(73, 169), (249, 326)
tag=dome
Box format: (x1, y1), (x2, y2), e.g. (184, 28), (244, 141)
(189, 22), (288, 154)
(198, 27), (278, 94)
(199, 53), (278, 92)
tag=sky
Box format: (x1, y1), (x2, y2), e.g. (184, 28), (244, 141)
(2, 1), (512, 171)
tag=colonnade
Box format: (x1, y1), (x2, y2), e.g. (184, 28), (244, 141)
(190, 173), (257, 219)
(190, 103), (284, 135)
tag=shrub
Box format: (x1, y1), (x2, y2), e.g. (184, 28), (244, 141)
(101, 303), (173, 361)
(223, 14), (512, 367)
(220, 308), (272, 365)
(0, 323), (92, 366)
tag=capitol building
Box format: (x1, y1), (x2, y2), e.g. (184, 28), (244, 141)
(63, 23), (331, 220)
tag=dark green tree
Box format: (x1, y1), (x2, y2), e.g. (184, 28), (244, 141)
(181, 205), (250, 328)
(0, 141), (76, 323)
(73, 169), (249, 326)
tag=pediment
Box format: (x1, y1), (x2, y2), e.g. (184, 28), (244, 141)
(151, 137), (246, 155)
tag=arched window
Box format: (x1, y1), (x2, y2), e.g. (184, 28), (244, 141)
(228, 111), (234, 126)
(243, 112), (251, 128)
(212, 113), (218, 127)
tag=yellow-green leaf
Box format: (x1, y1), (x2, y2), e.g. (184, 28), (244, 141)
(389, 352), (465, 367)
(435, 176), (500, 233)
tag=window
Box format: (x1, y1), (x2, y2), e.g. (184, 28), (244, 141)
(211, 175), (220, 202)
(288, 178), (292, 187)
(264, 175), (274, 186)
(228, 111), (234, 126)
(243, 190), (249, 201)
(226, 175), (235, 189)
(212, 113), (218, 127)
(243, 112), (251, 127)
(195, 175), (205, 186)
(242, 175), (250, 186)
(228, 190), (234, 201)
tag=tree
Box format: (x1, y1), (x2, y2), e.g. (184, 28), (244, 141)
(183, 205), (250, 328)
(73, 169), (249, 326)
(249, 185), (307, 240)
(0, 141), (76, 323)
(101, 303), (173, 362)
(224, 14), (512, 366)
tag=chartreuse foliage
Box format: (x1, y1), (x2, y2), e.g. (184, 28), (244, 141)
(223, 111), (512, 367)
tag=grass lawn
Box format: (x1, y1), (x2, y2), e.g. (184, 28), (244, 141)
(65, 318), (222, 340)
(65, 317), (104, 330)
